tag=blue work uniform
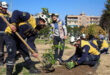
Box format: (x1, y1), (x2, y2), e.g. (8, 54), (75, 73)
(5, 10), (39, 74)
(100, 39), (109, 54)
(0, 12), (10, 64)
(68, 40), (100, 66)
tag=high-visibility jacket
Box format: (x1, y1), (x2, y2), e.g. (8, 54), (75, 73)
(0, 13), (10, 31)
(76, 40), (100, 65)
(100, 40), (109, 50)
(81, 40), (100, 55)
(5, 10), (38, 52)
(5, 10), (37, 34)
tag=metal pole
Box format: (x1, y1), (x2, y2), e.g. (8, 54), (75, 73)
(11, 0), (12, 12)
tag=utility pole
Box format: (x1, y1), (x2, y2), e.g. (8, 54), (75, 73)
(11, 0), (12, 11)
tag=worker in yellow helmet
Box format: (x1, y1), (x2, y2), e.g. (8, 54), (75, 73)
(65, 37), (100, 70)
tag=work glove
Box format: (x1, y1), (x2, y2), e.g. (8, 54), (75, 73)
(65, 61), (75, 69)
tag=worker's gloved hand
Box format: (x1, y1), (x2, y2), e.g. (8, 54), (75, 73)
(32, 52), (38, 58)
(65, 61), (75, 69)
(10, 25), (16, 32)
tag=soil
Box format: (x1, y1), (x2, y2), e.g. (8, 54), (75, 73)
(36, 44), (110, 75)
(1, 44), (110, 75)
(41, 65), (97, 75)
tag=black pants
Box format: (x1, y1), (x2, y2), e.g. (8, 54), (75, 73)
(0, 33), (5, 63)
(4, 34), (16, 74)
(5, 34), (34, 74)
(68, 53), (100, 66)
(100, 48), (108, 54)
(82, 54), (100, 66)
(53, 36), (65, 60)
(15, 34), (35, 70)
(16, 36), (32, 66)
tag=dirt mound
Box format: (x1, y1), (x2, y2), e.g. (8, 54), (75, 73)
(42, 65), (97, 75)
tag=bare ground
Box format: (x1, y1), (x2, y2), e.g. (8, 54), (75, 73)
(0, 43), (110, 75)
(36, 44), (110, 75)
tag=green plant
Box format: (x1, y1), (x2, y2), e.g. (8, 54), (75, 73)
(42, 29), (65, 67)
(54, 43), (64, 50)
(43, 49), (56, 65)
(42, 28), (56, 69)
(42, 40), (65, 67)
(0, 67), (6, 75)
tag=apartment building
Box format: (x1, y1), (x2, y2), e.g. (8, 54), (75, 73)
(65, 12), (100, 27)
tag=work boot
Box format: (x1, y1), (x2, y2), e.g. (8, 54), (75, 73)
(13, 62), (24, 75)
(29, 66), (41, 74)
(105, 52), (109, 54)
(6, 71), (12, 75)
(61, 60), (67, 65)
(15, 53), (21, 61)
(92, 61), (100, 70)
(57, 58), (64, 65)
(31, 61), (40, 64)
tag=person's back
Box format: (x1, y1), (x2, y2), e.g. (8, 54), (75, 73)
(100, 39), (109, 54)
(101, 40), (109, 49)
(99, 34), (109, 54)
(81, 40), (100, 56)
(0, 13), (8, 31)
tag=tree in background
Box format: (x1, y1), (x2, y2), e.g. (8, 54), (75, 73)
(37, 8), (51, 39)
(42, 8), (49, 16)
(80, 24), (106, 39)
(100, 0), (110, 40)
(73, 26), (80, 37)
(67, 26), (73, 36)
(67, 26), (81, 37)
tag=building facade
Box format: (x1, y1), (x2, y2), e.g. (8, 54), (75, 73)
(65, 12), (100, 27)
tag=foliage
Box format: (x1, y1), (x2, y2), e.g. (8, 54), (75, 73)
(42, 27), (55, 68)
(67, 26), (80, 37)
(73, 26), (80, 37)
(0, 67), (6, 75)
(42, 27), (66, 67)
(43, 49), (56, 65)
(41, 8), (67, 67)
(54, 42), (64, 50)
(38, 26), (51, 38)
(42, 40), (65, 67)
(37, 8), (53, 39)
(100, 0), (110, 39)
(42, 8), (49, 17)
(67, 26), (73, 35)
(80, 24), (106, 39)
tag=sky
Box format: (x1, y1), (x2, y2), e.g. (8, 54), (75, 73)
(1, 0), (107, 21)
